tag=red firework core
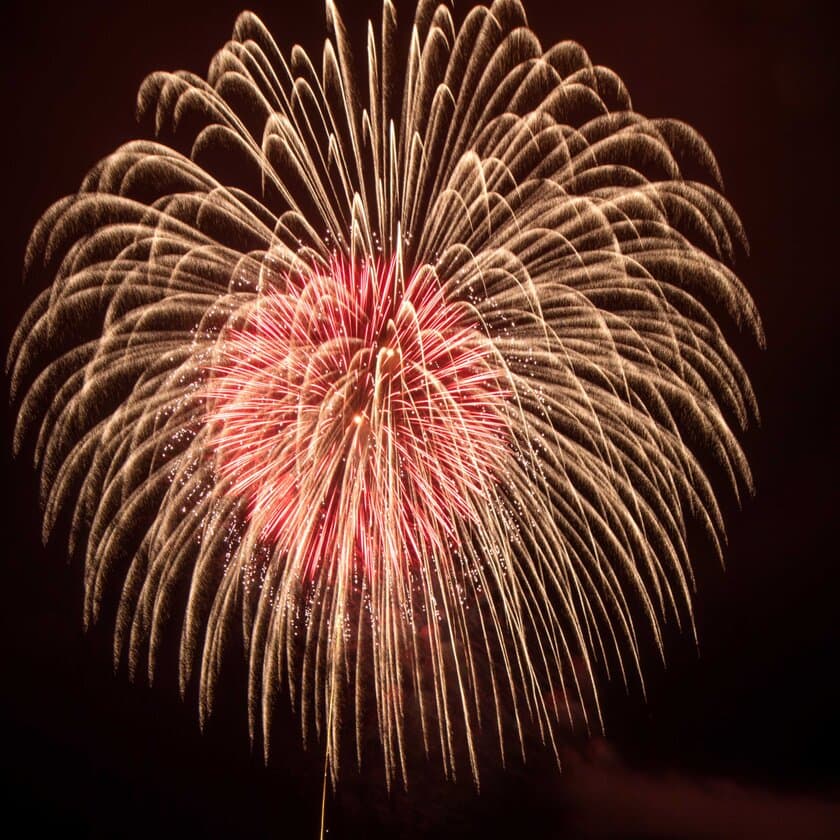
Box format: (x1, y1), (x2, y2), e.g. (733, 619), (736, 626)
(206, 258), (510, 578)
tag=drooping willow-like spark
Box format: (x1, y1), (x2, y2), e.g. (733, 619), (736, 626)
(8, 0), (762, 787)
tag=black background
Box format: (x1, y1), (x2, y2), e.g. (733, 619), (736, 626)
(1, 1), (837, 837)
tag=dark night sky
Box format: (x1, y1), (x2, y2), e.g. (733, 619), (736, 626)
(1, 1), (837, 837)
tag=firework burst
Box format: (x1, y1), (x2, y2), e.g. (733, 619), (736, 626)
(8, 0), (762, 788)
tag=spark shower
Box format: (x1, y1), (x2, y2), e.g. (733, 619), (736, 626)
(8, 0), (762, 789)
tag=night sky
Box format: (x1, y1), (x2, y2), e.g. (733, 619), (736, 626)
(2, 1), (837, 837)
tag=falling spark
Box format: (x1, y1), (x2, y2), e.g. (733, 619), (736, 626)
(7, 0), (762, 790)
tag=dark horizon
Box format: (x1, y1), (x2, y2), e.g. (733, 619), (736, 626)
(1, 1), (837, 837)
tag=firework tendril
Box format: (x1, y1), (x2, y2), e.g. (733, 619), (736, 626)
(8, 0), (762, 788)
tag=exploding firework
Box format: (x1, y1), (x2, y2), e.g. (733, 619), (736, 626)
(8, 0), (762, 789)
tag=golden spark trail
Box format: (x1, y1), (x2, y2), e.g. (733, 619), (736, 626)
(8, 0), (762, 789)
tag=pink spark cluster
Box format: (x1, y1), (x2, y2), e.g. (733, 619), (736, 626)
(205, 258), (510, 579)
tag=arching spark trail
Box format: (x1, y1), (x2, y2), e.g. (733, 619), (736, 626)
(8, 0), (762, 789)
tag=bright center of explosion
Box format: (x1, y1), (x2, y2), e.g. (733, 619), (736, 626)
(206, 257), (510, 578)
